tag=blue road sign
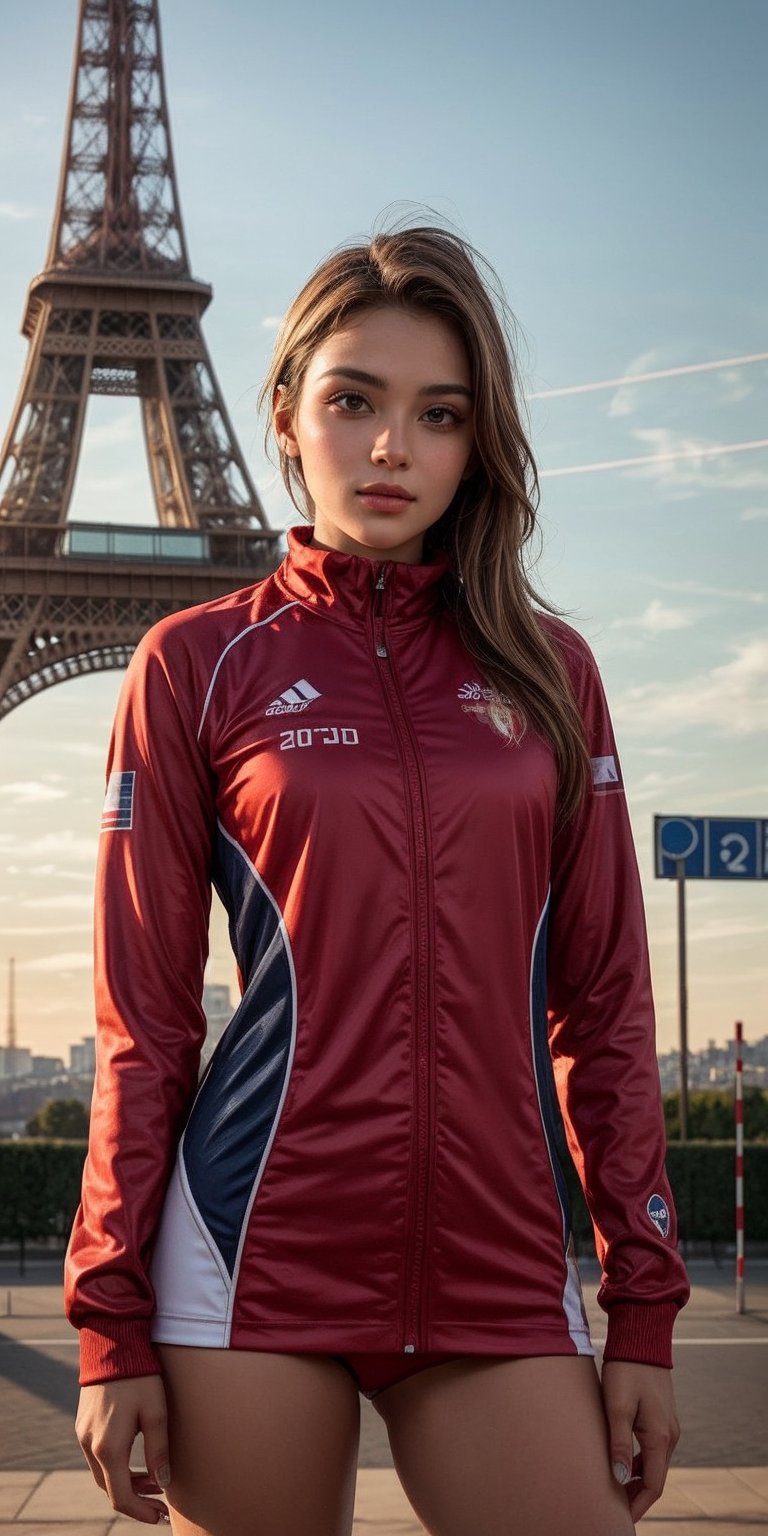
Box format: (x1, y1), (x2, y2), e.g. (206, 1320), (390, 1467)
(654, 816), (768, 880)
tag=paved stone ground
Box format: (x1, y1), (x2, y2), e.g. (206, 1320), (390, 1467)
(1, 1255), (764, 1472)
(0, 1254), (765, 1531)
(0, 1468), (767, 1534)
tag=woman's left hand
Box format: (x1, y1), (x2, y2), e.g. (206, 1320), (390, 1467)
(600, 1360), (681, 1523)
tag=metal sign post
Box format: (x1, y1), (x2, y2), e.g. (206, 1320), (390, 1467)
(654, 815), (768, 1144)
(675, 858), (689, 1143)
(735, 1020), (745, 1315)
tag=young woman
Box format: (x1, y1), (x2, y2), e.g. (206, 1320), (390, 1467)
(66, 224), (689, 1536)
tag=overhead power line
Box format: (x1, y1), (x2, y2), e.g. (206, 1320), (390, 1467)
(527, 351), (768, 400)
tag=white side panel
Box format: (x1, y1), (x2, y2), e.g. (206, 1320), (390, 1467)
(528, 888), (594, 1357)
(563, 1238), (594, 1356)
(149, 1154), (231, 1345)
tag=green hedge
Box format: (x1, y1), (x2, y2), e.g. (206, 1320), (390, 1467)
(0, 1139), (766, 1248)
(0, 1140), (87, 1244)
(564, 1142), (768, 1253)
(665, 1142), (768, 1244)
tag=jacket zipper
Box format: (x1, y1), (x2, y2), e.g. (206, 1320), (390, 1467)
(372, 563), (435, 1354)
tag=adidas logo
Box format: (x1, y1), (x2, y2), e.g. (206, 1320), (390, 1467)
(266, 678), (322, 716)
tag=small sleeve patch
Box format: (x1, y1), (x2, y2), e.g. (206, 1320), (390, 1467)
(647, 1193), (670, 1238)
(591, 754), (622, 790)
(100, 770), (135, 832)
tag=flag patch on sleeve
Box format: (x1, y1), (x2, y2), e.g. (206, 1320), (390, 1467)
(591, 755), (621, 790)
(100, 770), (135, 832)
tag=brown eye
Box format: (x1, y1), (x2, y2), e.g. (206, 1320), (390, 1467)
(422, 406), (461, 427)
(328, 391), (371, 413)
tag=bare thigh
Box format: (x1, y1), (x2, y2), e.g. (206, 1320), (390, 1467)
(373, 1354), (635, 1536)
(156, 1346), (361, 1536)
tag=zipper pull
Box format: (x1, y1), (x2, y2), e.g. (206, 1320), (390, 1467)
(374, 564), (389, 657)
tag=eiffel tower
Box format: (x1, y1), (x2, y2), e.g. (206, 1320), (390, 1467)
(0, 0), (282, 721)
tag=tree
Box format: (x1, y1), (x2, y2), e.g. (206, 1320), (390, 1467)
(26, 1099), (90, 1140)
(663, 1088), (768, 1142)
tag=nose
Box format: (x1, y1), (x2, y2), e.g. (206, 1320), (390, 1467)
(370, 419), (412, 470)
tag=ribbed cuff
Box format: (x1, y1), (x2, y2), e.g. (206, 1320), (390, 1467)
(78, 1318), (162, 1386)
(602, 1301), (679, 1369)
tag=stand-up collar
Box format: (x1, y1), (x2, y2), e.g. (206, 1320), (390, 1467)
(275, 523), (451, 626)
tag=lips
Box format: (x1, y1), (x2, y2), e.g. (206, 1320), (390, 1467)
(358, 483), (415, 501)
(356, 483), (415, 513)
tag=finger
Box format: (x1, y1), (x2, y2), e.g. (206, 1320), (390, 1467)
(100, 1451), (168, 1525)
(130, 1466), (171, 1523)
(604, 1401), (635, 1489)
(79, 1442), (108, 1494)
(131, 1469), (164, 1495)
(628, 1437), (671, 1522)
(140, 1396), (172, 1496)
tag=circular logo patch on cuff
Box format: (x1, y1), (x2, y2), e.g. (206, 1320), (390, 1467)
(647, 1193), (670, 1238)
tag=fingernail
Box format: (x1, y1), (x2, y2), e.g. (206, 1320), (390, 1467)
(156, 1464), (171, 1489)
(612, 1461), (630, 1485)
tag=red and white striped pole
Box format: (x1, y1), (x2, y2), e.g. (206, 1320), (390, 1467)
(735, 1020), (745, 1315)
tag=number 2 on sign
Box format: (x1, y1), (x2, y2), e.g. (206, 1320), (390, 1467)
(719, 833), (749, 873)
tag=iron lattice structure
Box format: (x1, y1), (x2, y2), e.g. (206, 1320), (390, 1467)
(0, 0), (281, 719)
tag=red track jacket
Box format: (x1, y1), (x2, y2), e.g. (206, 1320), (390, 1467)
(65, 523), (689, 1384)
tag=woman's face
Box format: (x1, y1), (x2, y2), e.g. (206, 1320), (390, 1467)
(274, 304), (476, 563)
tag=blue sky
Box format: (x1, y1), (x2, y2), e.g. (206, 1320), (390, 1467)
(0, 0), (766, 1060)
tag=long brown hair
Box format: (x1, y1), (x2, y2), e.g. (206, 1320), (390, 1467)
(258, 223), (591, 826)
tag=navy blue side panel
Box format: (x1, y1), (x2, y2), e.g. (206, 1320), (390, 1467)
(182, 825), (294, 1275)
(530, 905), (572, 1231)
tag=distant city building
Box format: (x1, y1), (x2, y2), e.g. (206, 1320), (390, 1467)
(30, 1056), (66, 1078)
(70, 1037), (97, 1077)
(0, 1045), (32, 1079)
(658, 1033), (768, 1093)
(0, 960), (765, 1140)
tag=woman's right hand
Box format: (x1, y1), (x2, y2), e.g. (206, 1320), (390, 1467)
(75, 1374), (171, 1525)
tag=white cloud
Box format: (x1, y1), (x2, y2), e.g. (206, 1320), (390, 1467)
(607, 350), (662, 419)
(690, 919), (768, 943)
(1, 923), (90, 937)
(0, 200), (36, 221)
(718, 368), (753, 404)
(652, 917), (768, 947)
(0, 830), (95, 863)
(626, 427), (768, 496)
(631, 745), (706, 758)
(612, 639), (768, 736)
(84, 413), (141, 451)
(709, 782), (768, 802)
(19, 951), (93, 973)
(626, 771), (697, 805)
(26, 865), (93, 883)
(261, 316), (283, 332)
(57, 741), (108, 760)
(611, 599), (697, 633)
(0, 781), (68, 805)
(642, 576), (766, 607)
(740, 507), (768, 522)
(170, 92), (211, 115)
(21, 892), (93, 912)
